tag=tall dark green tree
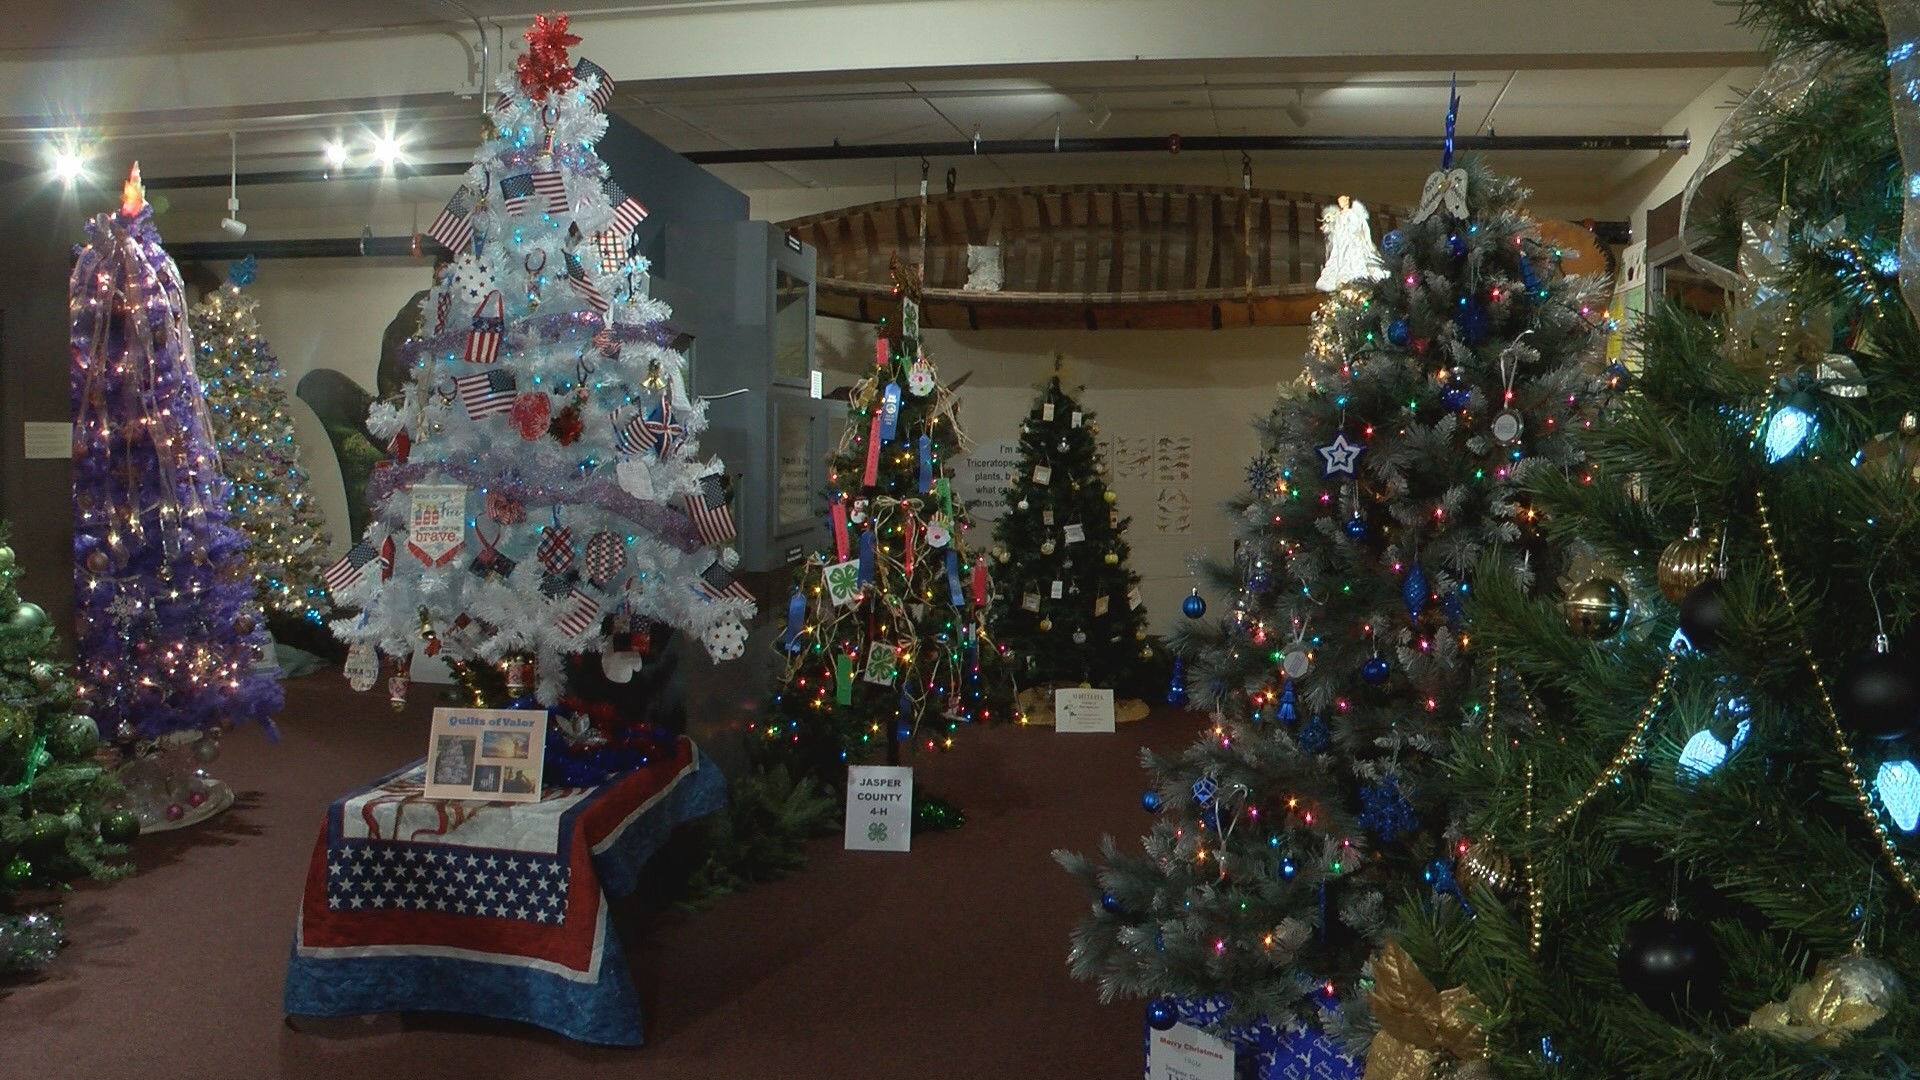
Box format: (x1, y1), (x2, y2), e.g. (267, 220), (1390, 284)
(1399, 4), (1920, 1077)
(989, 375), (1150, 691)
(1057, 146), (1606, 1043)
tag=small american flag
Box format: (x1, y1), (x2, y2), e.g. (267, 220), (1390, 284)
(615, 403), (682, 456)
(602, 179), (648, 237)
(575, 57), (615, 112)
(454, 369), (517, 419)
(682, 473), (736, 545)
(425, 187), (474, 255)
(697, 560), (754, 603)
(322, 540), (378, 597)
(501, 171), (567, 215)
(592, 327), (621, 358)
(564, 252), (608, 314)
(551, 588), (601, 639)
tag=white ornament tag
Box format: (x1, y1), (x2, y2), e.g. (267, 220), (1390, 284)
(1071, 411), (1083, 428)
(1042, 402), (1055, 422)
(1094, 595), (1110, 616)
(1492, 410), (1524, 445)
(1033, 465), (1053, 486)
(1021, 592), (1041, 612)
(1063, 523), (1086, 544)
(344, 642), (380, 692)
(1050, 580), (1064, 600)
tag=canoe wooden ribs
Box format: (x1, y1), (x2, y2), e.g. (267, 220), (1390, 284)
(778, 185), (1608, 331)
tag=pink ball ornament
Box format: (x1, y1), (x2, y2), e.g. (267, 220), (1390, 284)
(187, 791), (207, 808)
(165, 803), (186, 822)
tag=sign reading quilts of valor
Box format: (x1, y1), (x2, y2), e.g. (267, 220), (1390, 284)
(327, 14), (755, 711)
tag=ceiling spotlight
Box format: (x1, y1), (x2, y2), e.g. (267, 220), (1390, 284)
(47, 142), (89, 186)
(220, 132), (247, 238)
(371, 133), (403, 168)
(1088, 99), (1113, 132)
(322, 140), (348, 168)
(1284, 90), (1311, 129)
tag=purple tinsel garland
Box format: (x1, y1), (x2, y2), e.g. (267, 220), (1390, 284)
(68, 204), (281, 739)
(364, 461), (702, 552)
(396, 309), (682, 369)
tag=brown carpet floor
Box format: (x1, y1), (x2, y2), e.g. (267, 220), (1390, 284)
(0, 670), (1194, 1080)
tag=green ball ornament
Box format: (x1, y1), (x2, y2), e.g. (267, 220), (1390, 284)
(10, 602), (49, 632)
(52, 714), (99, 759)
(29, 662), (61, 691)
(100, 809), (140, 845)
(0, 545), (14, 572)
(3, 856), (32, 889)
(25, 813), (67, 854)
(1103, 491), (1118, 505)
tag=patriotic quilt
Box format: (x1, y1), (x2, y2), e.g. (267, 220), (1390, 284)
(285, 736), (725, 1046)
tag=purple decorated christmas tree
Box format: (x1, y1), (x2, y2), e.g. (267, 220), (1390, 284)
(69, 165), (279, 826)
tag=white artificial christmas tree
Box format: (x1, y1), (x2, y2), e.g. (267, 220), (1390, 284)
(331, 16), (754, 706)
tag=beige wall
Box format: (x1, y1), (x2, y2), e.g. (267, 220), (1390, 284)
(814, 317), (1307, 636)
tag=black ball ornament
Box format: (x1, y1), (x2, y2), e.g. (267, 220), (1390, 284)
(1834, 642), (1920, 741)
(1677, 579), (1726, 651)
(24, 813), (67, 854)
(1618, 913), (1724, 1018)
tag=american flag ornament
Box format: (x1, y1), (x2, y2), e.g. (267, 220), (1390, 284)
(453, 369), (517, 419)
(582, 531), (623, 585)
(465, 291), (505, 363)
(501, 170), (568, 215)
(615, 401), (683, 457)
(321, 540), (378, 597)
(574, 57), (615, 111)
(563, 250), (608, 314)
(602, 179), (648, 237)
(425, 186), (475, 255)
(696, 559), (754, 603)
(591, 230), (629, 275)
(682, 472), (737, 545)
(539, 571), (576, 599)
(550, 588), (601, 639)
(592, 327), (621, 359)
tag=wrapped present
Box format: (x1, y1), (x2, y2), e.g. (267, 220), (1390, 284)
(1147, 995), (1363, 1080)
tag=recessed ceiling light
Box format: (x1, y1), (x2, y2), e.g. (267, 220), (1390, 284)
(322, 140), (348, 168)
(47, 141), (88, 185)
(371, 133), (404, 168)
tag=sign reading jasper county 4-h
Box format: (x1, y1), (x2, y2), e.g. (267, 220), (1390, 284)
(824, 558), (862, 606)
(843, 764), (912, 852)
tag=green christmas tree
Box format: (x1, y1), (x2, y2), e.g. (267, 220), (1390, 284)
(0, 529), (136, 975)
(760, 295), (1018, 797)
(189, 265), (333, 630)
(1057, 146), (1607, 1046)
(1398, 3), (1920, 1077)
(988, 373), (1151, 694)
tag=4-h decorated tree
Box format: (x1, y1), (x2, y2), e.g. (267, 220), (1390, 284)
(988, 374), (1151, 697)
(188, 259), (333, 631)
(1397, 3), (1920, 1077)
(70, 165), (281, 829)
(330, 16), (754, 759)
(759, 295), (1017, 801)
(1058, 130), (1608, 1065)
(0, 529), (136, 975)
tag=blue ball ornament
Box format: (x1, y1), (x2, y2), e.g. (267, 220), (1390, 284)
(1344, 516), (1369, 540)
(1440, 379), (1473, 411)
(1146, 998), (1180, 1031)
(1182, 589), (1207, 618)
(1386, 318), (1412, 346)
(1382, 229), (1406, 255)
(1101, 892), (1124, 914)
(1363, 656), (1391, 685)
(1447, 233), (1468, 260)
(1143, 789), (1164, 812)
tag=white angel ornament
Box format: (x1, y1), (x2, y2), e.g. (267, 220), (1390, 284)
(1315, 194), (1388, 292)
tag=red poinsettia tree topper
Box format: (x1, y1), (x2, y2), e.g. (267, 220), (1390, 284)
(516, 12), (582, 101)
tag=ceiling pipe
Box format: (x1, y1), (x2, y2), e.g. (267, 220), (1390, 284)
(147, 161), (470, 189)
(168, 234), (427, 261)
(681, 132), (1688, 165)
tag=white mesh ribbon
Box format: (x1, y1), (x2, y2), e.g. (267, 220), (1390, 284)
(1677, 43), (1844, 289)
(1880, 0), (1920, 327)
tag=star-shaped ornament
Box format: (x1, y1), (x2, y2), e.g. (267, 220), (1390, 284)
(1317, 432), (1365, 477)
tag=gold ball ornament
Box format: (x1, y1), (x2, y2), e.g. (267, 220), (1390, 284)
(1039, 618), (1053, 632)
(1040, 540), (1056, 555)
(1139, 645), (1153, 658)
(1103, 491), (1117, 505)
(1563, 577), (1630, 639)
(1457, 838), (1515, 895)
(84, 550), (110, 574)
(1135, 628), (1148, 640)
(1657, 528), (1716, 603)
(1103, 552), (1119, 566)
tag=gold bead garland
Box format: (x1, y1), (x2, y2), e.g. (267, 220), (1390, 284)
(1524, 760), (1542, 954)
(1753, 490), (1920, 904)
(1547, 653), (1679, 831)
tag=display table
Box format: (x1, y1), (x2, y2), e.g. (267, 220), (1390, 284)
(284, 736), (725, 1046)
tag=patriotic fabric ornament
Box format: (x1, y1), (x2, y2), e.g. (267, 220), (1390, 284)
(537, 523), (576, 574)
(511, 392), (552, 440)
(582, 531), (623, 585)
(465, 291), (505, 363)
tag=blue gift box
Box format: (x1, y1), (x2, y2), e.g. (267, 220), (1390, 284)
(1143, 995), (1363, 1080)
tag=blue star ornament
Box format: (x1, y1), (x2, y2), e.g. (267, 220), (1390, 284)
(1317, 432), (1365, 478)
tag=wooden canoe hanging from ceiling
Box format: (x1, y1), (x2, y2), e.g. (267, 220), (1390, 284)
(776, 184), (1608, 331)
